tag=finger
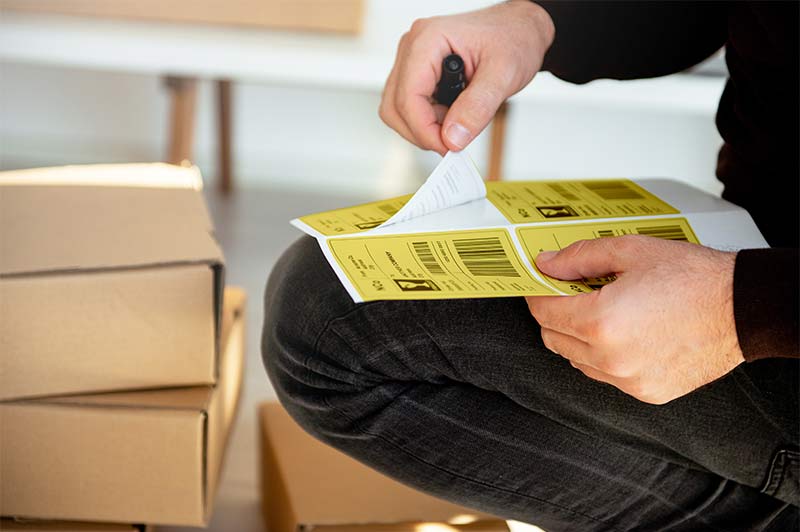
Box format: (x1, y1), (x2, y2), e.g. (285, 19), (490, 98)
(395, 89), (447, 154)
(394, 56), (447, 153)
(535, 236), (643, 280)
(570, 361), (661, 403)
(432, 103), (448, 124)
(570, 361), (620, 387)
(540, 327), (597, 367)
(381, 98), (420, 148)
(379, 61), (421, 147)
(440, 58), (513, 151)
(393, 35), (450, 153)
(526, 293), (599, 341)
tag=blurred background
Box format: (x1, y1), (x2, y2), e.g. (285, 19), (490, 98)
(0, 1), (728, 531)
(0, 0), (727, 196)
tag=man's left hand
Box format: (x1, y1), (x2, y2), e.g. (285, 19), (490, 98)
(525, 235), (745, 405)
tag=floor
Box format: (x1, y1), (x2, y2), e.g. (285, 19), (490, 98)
(161, 185), (369, 532)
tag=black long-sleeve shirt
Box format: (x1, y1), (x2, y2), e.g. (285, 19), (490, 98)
(537, 1), (799, 362)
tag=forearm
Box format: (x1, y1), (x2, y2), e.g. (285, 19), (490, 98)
(536, 1), (729, 84)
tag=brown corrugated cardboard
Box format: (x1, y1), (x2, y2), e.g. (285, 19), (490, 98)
(259, 402), (508, 532)
(0, 519), (147, 531)
(0, 288), (245, 527)
(0, 0), (364, 34)
(0, 163), (224, 400)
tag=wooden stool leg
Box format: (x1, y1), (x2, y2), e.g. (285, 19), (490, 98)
(164, 76), (198, 165)
(487, 101), (509, 181)
(217, 79), (234, 195)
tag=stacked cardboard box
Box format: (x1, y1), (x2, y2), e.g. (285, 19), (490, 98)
(0, 164), (244, 528)
(260, 402), (511, 532)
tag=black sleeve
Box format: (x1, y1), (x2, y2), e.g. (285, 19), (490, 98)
(733, 249), (799, 362)
(536, 1), (729, 84)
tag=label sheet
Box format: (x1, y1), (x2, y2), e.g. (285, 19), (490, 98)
(291, 151), (763, 302)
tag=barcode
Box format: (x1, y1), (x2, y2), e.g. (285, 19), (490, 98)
(582, 181), (643, 200)
(548, 183), (580, 201)
(411, 241), (445, 275)
(378, 203), (399, 216)
(636, 225), (688, 241)
(453, 237), (520, 277)
(597, 229), (615, 238)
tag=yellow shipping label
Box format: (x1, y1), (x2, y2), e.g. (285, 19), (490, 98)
(298, 194), (412, 236)
(487, 179), (678, 223)
(328, 229), (559, 301)
(516, 217), (700, 294)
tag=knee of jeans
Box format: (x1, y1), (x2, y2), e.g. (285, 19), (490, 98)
(261, 236), (366, 435)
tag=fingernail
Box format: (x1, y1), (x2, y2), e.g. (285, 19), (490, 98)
(444, 123), (472, 149)
(537, 251), (557, 262)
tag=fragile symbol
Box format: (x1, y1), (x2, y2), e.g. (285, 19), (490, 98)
(536, 205), (579, 218)
(355, 220), (385, 230)
(393, 279), (440, 292)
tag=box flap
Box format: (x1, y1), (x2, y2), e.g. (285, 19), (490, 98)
(260, 402), (496, 526)
(0, 164), (223, 276)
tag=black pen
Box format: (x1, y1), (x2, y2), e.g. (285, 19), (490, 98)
(433, 54), (466, 106)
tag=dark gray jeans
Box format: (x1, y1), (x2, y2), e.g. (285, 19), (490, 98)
(262, 236), (799, 531)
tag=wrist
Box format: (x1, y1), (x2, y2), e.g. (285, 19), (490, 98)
(719, 251), (745, 366)
(511, 1), (556, 50)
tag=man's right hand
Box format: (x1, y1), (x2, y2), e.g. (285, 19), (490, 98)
(379, 1), (555, 155)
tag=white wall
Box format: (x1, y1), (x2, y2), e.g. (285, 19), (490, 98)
(0, 62), (409, 197)
(0, 0), (727, 197)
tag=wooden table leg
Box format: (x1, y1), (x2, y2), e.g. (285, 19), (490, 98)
(217, 79), (233, 195)
(164, 75), (198, 166)
(488, 101), (509, 181)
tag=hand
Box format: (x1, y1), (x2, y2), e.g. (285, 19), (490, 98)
(380, 1), (555, 154)
(525, 235), (745, 405)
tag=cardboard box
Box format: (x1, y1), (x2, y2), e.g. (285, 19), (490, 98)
(0, 288), (246, 526)
(259, 402), (508, 532)
(0, 519), (149, 532)
(0, 0), (364, 34)
(0, 163), (224, 400)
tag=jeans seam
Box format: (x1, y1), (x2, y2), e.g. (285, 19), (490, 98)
(416, 320), (468, 384)
(762, 508), (785, 532)
(760, 448), (800, 499)
(310, 301), (383, 361)
(761, 450), (784, 497)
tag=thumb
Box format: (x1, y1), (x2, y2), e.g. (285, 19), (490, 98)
(536, 238), (638, 280)
(441, 63), (511, 151)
